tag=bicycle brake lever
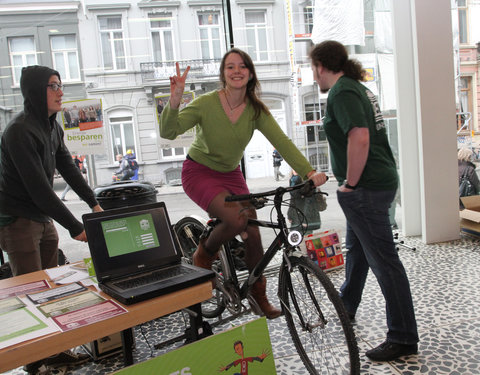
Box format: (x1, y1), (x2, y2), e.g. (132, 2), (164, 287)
(252, 197), (267, 209)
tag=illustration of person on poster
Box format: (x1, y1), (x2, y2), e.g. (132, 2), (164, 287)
(218, 340), (271, 374)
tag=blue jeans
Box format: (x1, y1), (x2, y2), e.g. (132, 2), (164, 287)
(337, 187), (418, 345)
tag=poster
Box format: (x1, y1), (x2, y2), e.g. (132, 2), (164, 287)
(61, 98), (106, 154)
(113, 317), (277, 374)
(156, 92), (196, 148)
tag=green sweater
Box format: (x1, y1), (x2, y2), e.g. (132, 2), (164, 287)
(160, 90), (313, 179)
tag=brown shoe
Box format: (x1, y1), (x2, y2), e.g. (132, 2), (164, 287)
(249, 276), (282, 319)
(192, 239), (217, 270)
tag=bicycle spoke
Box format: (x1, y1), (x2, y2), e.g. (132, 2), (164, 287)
(279, 257), (359, 374)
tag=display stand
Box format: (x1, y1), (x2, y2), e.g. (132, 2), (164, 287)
(393, 232), (416, 251)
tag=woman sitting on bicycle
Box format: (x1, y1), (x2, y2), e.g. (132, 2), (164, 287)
(160, 48), (327, 319)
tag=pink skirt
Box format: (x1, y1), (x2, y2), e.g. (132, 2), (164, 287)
(181, 158), (249, 212)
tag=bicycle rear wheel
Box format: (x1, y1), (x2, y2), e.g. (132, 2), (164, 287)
(173, 216), (226, 318)
(279, 256), (360, 374)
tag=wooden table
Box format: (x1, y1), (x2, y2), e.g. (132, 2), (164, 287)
(0, 269), (212, 373)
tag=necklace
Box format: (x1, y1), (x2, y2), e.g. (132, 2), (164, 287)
(224, 90), (244, 114)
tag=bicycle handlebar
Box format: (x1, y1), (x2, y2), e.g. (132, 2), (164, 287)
(225, 177), (328, 203)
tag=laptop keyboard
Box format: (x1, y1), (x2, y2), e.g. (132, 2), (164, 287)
(113, 266), (189, 290)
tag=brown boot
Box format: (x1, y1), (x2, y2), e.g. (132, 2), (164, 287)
(249, 276), (282, 319)
(192, 239), (217, 270)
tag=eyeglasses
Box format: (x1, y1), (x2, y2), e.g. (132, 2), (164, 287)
(47, 83), (64, 92)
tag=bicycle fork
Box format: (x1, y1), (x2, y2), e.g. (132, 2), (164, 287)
(280, 259), (328, 331)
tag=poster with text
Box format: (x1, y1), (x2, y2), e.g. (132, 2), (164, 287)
(156, 92), (196, 148)
(61, 98), (106, 155)
(113, 317), (277, 374)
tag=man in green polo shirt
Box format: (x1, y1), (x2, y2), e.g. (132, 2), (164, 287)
(309, 40), (418, 362)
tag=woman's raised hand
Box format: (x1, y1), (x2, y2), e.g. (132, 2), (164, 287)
(169, 62), (190, 109)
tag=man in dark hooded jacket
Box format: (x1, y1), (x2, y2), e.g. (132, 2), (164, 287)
(0, 65), (102, 276)
(0, 66), (102, 372)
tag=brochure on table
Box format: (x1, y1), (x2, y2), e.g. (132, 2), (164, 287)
(0, 271), (126, 350)
(113, 317), (277, 374)
(0, 295), (60, 350)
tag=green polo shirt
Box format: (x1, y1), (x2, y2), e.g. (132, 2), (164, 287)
(324, 76), (398, 190)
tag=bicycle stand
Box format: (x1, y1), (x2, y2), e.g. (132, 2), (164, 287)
(153, 303), (213, 351)
(393, 232), (416, 251)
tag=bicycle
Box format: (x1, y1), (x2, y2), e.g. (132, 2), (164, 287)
(174, 180), (360, 374)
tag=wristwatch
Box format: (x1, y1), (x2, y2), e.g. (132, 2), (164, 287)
(344, 182), (357, 190)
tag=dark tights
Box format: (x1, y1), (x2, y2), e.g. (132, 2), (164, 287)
(204, 191), (263, 272)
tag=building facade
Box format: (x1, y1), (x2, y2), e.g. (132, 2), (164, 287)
(2, 0), (470, 187)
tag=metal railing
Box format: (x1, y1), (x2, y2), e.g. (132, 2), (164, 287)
(140, 59), (222, 82)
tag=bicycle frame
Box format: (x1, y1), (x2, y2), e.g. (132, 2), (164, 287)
(219, 184), (314, 308)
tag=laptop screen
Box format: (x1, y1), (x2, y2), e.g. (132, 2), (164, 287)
(101, 213), (160, 257)
(83, 202), (180, 281)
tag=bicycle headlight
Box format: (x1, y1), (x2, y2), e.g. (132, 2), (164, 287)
(287, 230), (303, 246)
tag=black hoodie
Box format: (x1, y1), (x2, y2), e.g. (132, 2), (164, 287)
(0, 65), (98, 237)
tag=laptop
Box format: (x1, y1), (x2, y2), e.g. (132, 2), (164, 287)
(82, 202), (214, 305)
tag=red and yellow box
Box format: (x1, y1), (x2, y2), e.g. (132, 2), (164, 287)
(302, 230), (344, 271)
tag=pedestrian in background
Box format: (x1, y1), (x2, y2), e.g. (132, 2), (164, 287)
(309, 40), (418, 362)
(60, 155), (84, 201)
(458, 147), (480, 208)
(113, 152), (134, 181)
(272, 149), (285, 181)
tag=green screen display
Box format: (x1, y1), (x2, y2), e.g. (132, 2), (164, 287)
(101, 213), (160, 257)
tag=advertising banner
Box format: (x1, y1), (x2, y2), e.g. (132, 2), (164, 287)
(61, 98), (106, 155)
(114, 317), (277, 375)
(156, 92), (195, 148)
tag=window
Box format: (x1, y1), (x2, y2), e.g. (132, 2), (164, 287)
(162, 147), (185, 158)
(98, 16), (126, 70)
(303, 2), (314, 34)
(109, 115), (136, 161)
(304, 94), (326, 144)
(8, 37), (37, 84)
(150, 13), (175, 62)
(458, 0), (468, 44)
(245, 10), (268, 62)
(457, 76), (473, 132)
(50, 35), (80, 81)
(197, 12), (222, 60)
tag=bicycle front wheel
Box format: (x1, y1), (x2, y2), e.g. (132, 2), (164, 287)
(279, 256), (360, 374)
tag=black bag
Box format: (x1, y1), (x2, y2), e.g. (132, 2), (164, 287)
(459, 172), (475, 198)
(127, 159), (139, 170)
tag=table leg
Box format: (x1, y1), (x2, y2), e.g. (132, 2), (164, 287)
(121, 328), (134, 366)
(188, 303), (203, 340)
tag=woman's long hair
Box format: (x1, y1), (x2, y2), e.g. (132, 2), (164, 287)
(309, 40), (366, 82)
(219, 48), (270, 120)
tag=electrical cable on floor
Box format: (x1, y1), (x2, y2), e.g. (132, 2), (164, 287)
(139, 322), (155, 358)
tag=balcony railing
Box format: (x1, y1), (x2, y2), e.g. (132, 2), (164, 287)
(141, 59), (222, 82)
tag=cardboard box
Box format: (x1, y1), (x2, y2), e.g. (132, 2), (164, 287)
(301, 230), (344, 271)
(460, 196), (480, 236)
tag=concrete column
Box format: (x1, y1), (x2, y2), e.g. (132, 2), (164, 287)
(392, 0), (460, 243)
